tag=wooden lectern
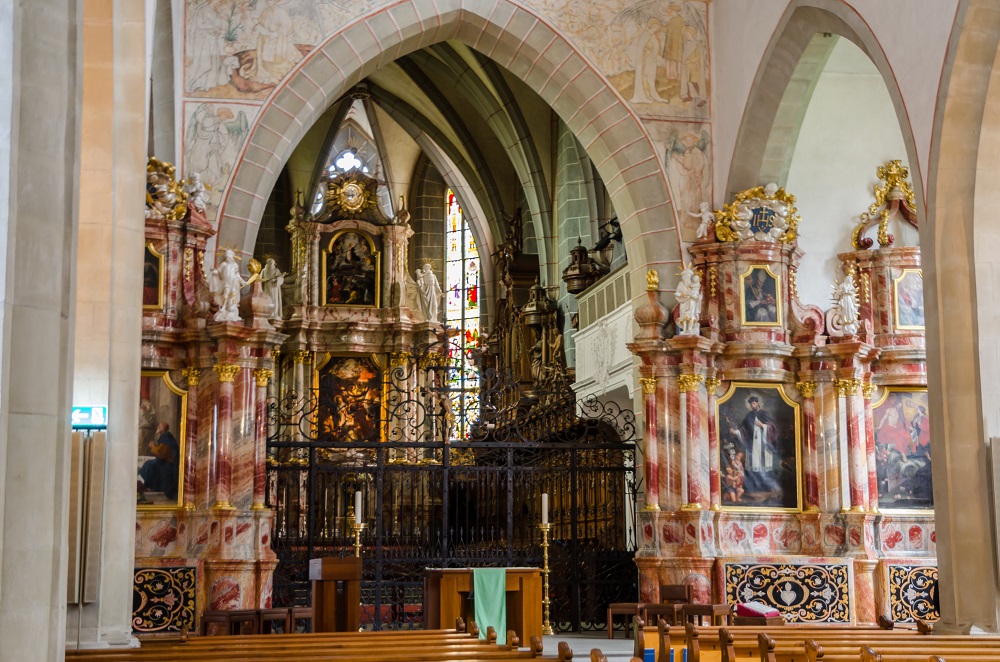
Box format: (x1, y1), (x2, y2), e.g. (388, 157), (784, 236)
(423, 568), (542, 643)
(310, 557), (363, 633)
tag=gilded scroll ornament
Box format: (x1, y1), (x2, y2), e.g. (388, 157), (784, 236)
(145, 157), (189, 222)
(639, 376), (659, 395)
(677, 374), (704, 393)
(213, 364), (241, 383)
(713, 183), (800, 244)
(852, 160), (918, 250)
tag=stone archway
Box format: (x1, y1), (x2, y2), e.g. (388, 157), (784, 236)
(725, 0), (924, 204)
(214, 0), (679, 296)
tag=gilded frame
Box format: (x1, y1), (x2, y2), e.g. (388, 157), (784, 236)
(320, 229), (381, 307)
(312, 353), (388, 443)
(871, 385), (933, 513)
(893, 268), (925, 331)
(137, 370), (187, 510)
(143, 242), (165, 310)
(716, 381), (802, 513)
(739, 265), (782, 327)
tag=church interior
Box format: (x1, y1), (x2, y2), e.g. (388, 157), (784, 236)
(5, 0), (1000, 660)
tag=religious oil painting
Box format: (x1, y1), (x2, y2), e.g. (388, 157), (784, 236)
(740, 266), (781, 326)
(316, 355), (383, 445)
(873, 388), (933, 510)
(143, 243), (164, 309)
(894, 269), (925, 330)
(321, 230), (380, 307)
(137, 371), (186, 507)
(717, 383), (801, 512)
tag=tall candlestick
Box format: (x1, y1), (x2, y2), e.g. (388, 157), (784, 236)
(355, 491), (362, 524)
(541, 493), (549, 525)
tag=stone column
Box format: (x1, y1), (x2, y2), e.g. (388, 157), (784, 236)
(213, 364), (241, 509)
(292, 350), (311, 445)
(797, 381), (820, 511)
(837, 378), (867, 511)
(252, 369), (272, 510)
(678, 374), (705, 509)
(862, 381), (879, 512)
(639, 376), (660, 511)
(705, 377), (721, 510)
(182, 368), (201, 509)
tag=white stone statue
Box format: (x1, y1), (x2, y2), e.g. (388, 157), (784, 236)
(183, 172), (210, 213)
(415, 264), (443, 323)
(209, 249), (247, 322)
(260, 258), (286, 319)
(831, 273), (860, 336)
(687, 202), (715, 240)
(675, 263), (703, 336)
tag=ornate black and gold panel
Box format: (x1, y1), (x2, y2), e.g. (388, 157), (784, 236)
(132, 566), (196, 633)
(888, 564), (939, 623)
(724, 562), (851, 623)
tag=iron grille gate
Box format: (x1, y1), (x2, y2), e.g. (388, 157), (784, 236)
(265, 349), (638, 632)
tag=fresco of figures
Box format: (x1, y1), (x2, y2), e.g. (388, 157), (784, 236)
(646, 120), (712, 242)
(717, 383), (801, 512)
(182, 101), (257, 214)
(873, 388), (933, 510)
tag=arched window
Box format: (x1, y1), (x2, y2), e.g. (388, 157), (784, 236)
(444, 190), (480, 439)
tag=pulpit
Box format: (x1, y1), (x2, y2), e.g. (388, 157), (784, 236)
(310, 557), (363, 633)
(423, 568), (542, 642)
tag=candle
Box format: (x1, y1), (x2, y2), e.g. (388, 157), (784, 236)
(355, 491), (362, 525)
(541, 493), (548, 525)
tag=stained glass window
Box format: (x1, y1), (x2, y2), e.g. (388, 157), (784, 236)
(445, 190), (480, 440)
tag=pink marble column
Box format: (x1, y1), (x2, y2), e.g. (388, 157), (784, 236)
(213, 364), (240, 509)
(252, 369), (272, 510)
(705, 378), (721, 510)
(797, 381), (820, 510)
(862, 381), (878, 512)
(182, 367), (201, 510)
(639, 376), (660, 511)
(838, 378), (867, 511)
(678, 374), (704, 508)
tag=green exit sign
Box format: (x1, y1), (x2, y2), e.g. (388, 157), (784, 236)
(71, 406), (107, 429)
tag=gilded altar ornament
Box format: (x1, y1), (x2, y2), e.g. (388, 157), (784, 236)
(676, 373), (704, 393)
(713, 183), (800, 244)
(852, 160), (918, 250)
(708, 265), (717, 297)
(795, 381), (818, 399)
(861, 381), (877, 400)
(646, 268), (659, 291)
(253, 368), (273, 387)
(639, 376), (659, 394)
(182, 367), (201, 387)
(834, 378), (861, 397)
(705, 377), (721, 394)
(214, 364), (241, 383)
(326, 174), (374, 214)
(389, 352), (411, 368)
(145, 156), (189, 222)
(293, 350), (312, 365)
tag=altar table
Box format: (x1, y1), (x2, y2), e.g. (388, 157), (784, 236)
(423, 567), (543, 643)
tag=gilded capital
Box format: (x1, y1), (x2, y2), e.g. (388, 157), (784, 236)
(293, 350), (312, 365)
(253, 368), (273, 387)
(639, 376), (659, 395)
(861, 381), (877, 400)
(677, 374), (704, 394)
(704, 377), (721, 393)
(390, 351), (411, 367)
(834, 378), (861, 397)
(214, 364), (241, 383)
(271, 348), (281, 360)
(182, 367), (201, 387)
(796, 381), (818, 399)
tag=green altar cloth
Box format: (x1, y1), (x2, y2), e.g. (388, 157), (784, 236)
(472, 568), (506, 645)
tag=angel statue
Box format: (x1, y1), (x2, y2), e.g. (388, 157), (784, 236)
(260, 258), (287, 319)
(732, 203), (754, 241)
(209, 249), (249, 323)
(183, 173), (210, 213)
(415, 264), (443, 322)
(675, 263), (702, 336)
(687, 202), (716, 240)
(831, 273), (860, 336)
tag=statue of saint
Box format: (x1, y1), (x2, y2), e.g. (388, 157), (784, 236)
(831, 273), (860, 336)
(415, 264), (443, 322)
(183, 172), (210, 213)
(260, 258), (286, 319)
(210, 249), (247, 322)
(675, 263), (702, 336)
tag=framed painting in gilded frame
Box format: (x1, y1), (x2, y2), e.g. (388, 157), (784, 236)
(314, 354), (386, 445)
(137, 371), (186, 508)
(740, 265), (782, 327)
(717, 382), (801, 512)
(893, 269), (925, 330)
(321, 229), (380, 307)
(872, 386), (933, 511)
(143, 243), (164, 310)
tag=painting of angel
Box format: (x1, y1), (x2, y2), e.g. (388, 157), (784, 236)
(183, 102), (253, 212)
(874, 388), (933, 510)
(662, 124), (712, 240)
